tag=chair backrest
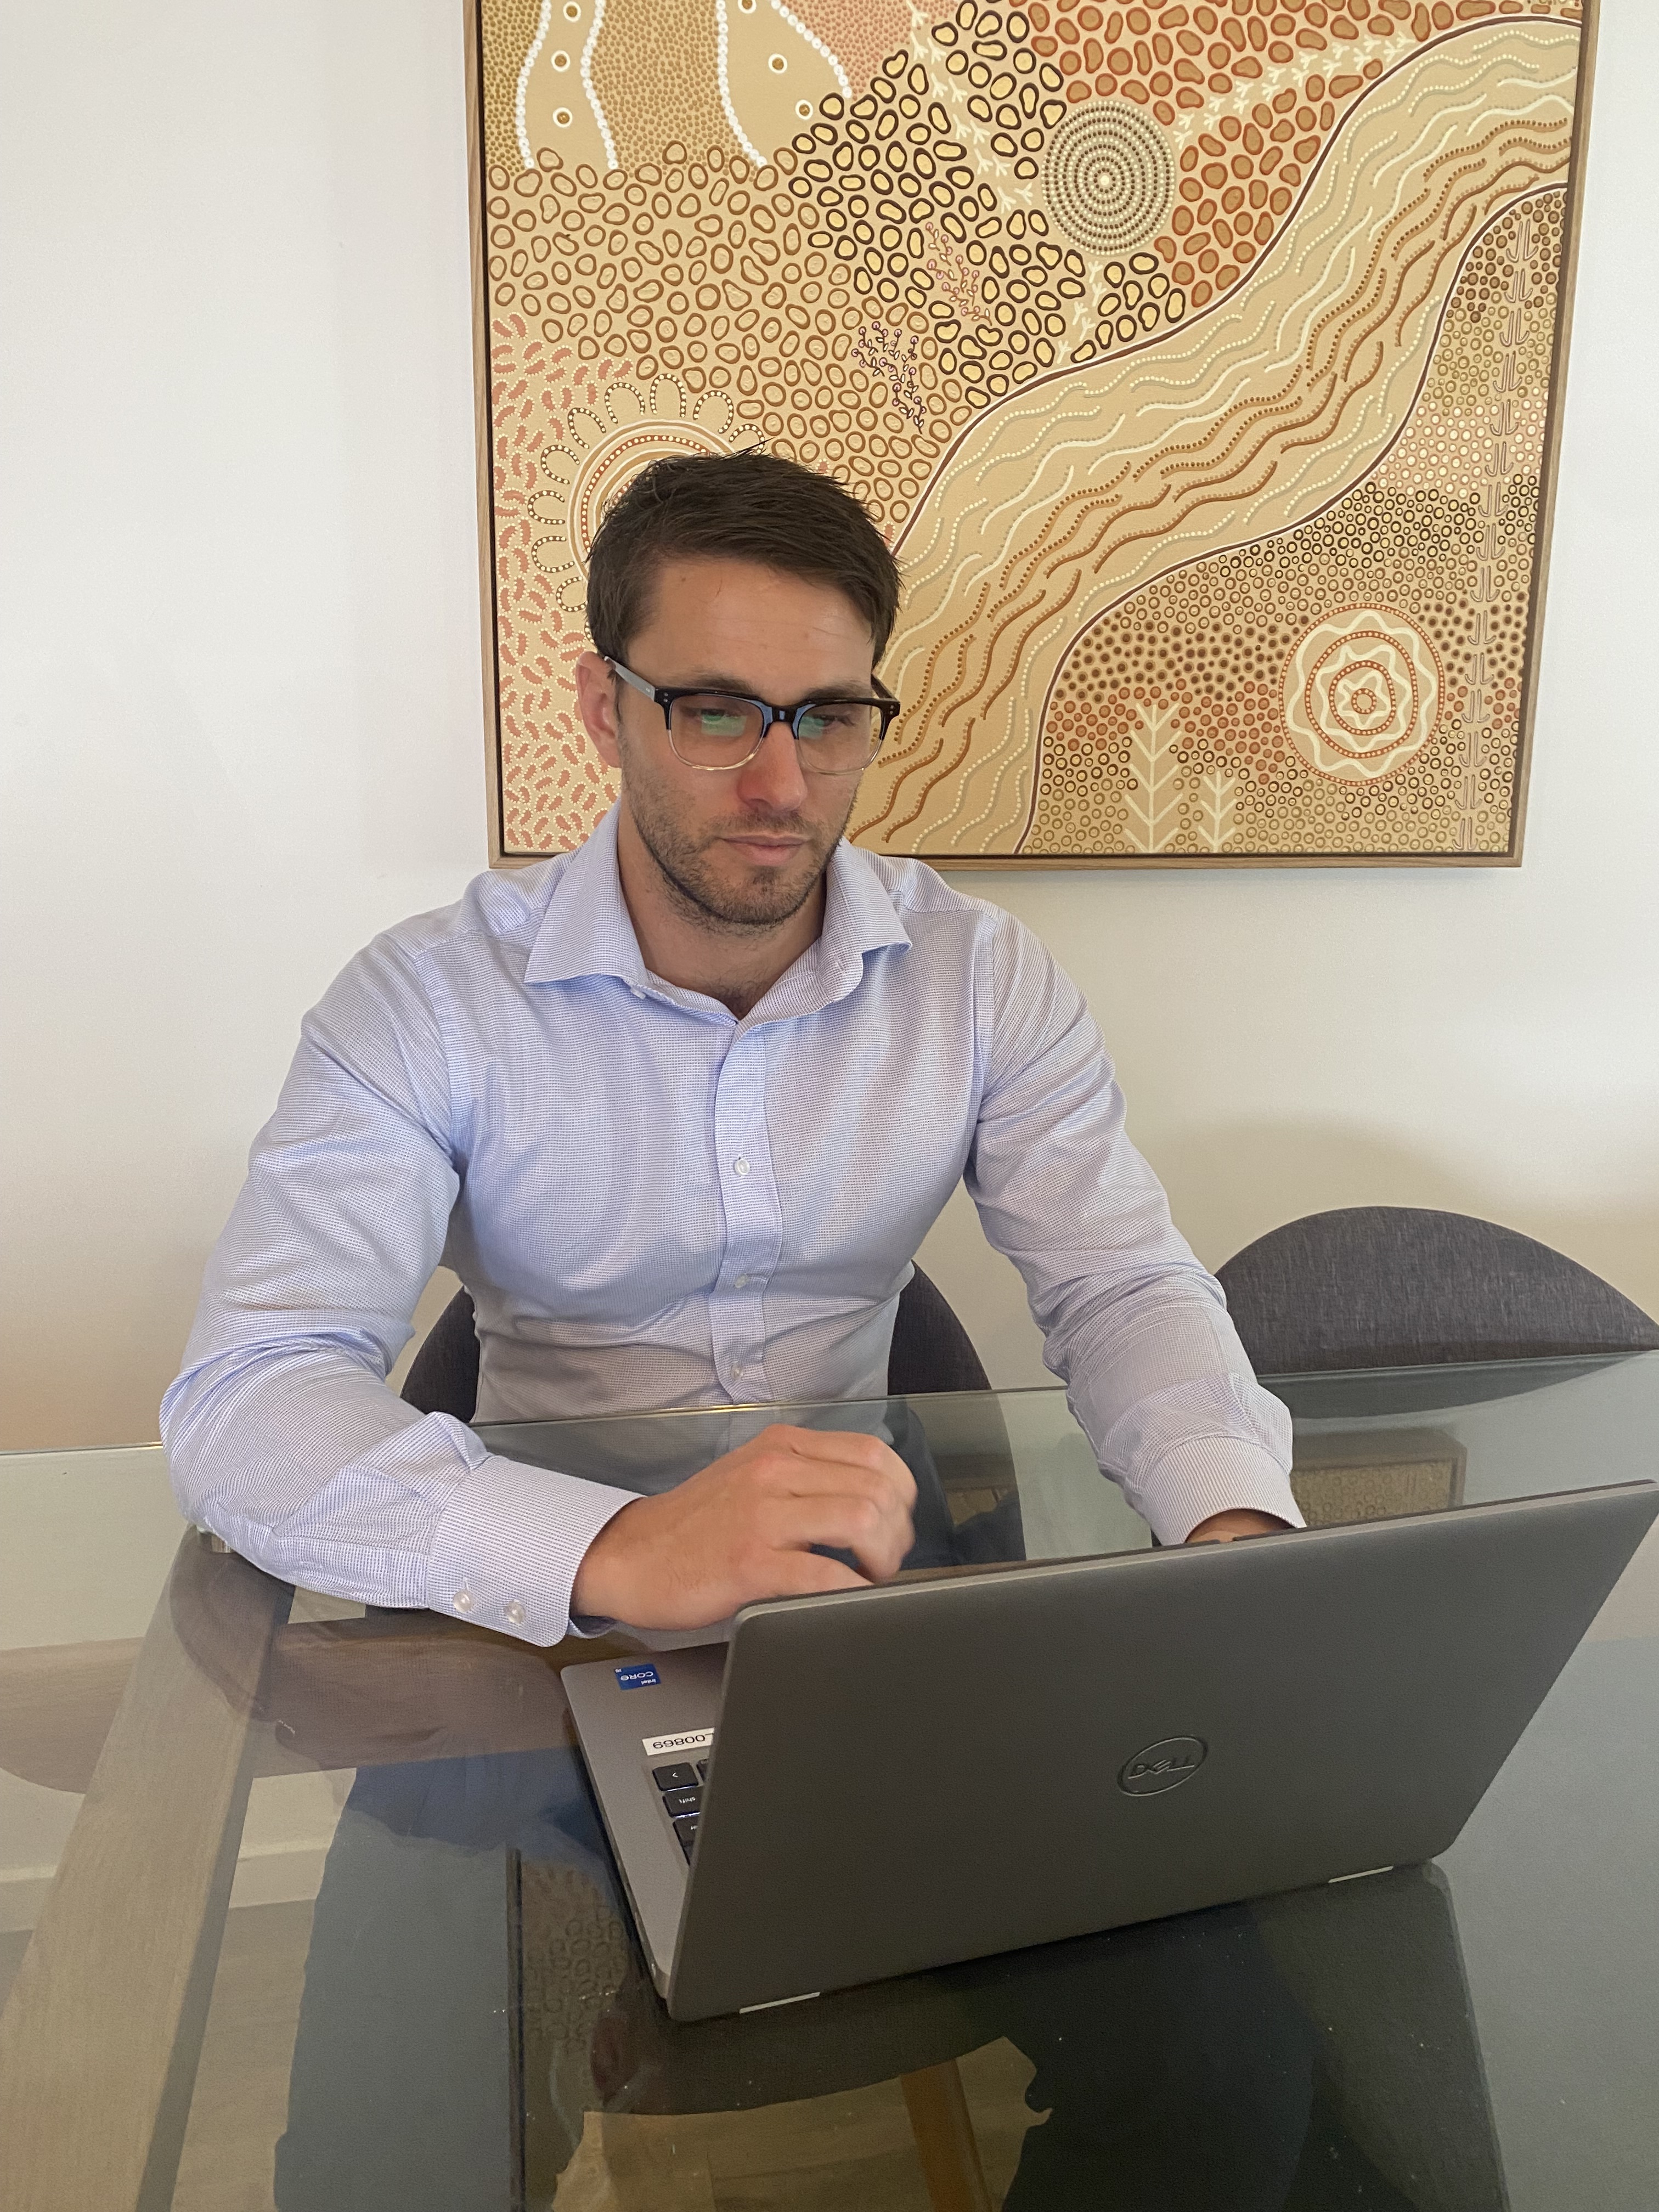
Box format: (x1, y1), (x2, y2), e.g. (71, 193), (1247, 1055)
(400, 1265), (989, 1422)
(885, 1266), (991, 1397)
(1216, 1205), (1659, 1375)
(400, 1286), (484, 1421)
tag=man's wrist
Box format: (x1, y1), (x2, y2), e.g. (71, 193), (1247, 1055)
(1136, 1433), (1305, 1545)
(1185, 1508), (1290, 1544)
(568, 1497), (642, 1621)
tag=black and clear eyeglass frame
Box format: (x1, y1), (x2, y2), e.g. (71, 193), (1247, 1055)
(607, 657), (901, 774)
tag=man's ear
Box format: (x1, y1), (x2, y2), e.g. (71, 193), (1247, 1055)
(575, 651), (622, 770)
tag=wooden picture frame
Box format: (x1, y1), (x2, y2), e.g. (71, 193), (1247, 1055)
(466, 1), (1598, 869)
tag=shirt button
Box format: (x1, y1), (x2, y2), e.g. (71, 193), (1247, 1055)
(732, 1363), (744, 1378)
(453, 1589), (474, 1615)
(504, 1599), (526, 1627)
(733, 1273), (749, 1289)
(733, 1155), (751, 1176)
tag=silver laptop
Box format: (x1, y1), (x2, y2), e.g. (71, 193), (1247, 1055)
(563, 1480), (1657, 2022)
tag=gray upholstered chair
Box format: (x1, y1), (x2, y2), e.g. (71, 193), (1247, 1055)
(1216, 1205), (1659, 1375)
(401, 1265), (989, 1421)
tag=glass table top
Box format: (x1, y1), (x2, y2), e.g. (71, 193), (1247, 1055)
(1, 1356), (1655, 2210)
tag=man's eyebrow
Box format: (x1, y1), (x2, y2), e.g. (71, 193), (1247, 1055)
(673, 671), (758, 693)
(659, 671), (876, 698)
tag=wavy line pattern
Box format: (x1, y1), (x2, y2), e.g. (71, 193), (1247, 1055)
(849, 22), (1577, 856)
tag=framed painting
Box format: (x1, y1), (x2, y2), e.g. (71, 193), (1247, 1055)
(468, 0), (1595, 866)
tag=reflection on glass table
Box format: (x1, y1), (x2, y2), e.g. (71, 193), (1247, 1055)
(0, 1355), (1654, 2211)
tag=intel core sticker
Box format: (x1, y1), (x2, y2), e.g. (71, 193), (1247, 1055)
(614, 1663), (661, 1690)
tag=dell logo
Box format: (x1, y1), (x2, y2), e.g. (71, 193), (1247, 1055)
(1118, 1736), (1207, 1796)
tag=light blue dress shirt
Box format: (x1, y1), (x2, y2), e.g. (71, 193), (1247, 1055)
(162, 808), (1299, 1645)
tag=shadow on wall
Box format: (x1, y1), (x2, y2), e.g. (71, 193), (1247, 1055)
(1155, 1121), (1659, 1321)
(917, 1124), (1659, 1393)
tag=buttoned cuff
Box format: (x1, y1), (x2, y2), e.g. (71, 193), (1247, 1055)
(424, 1451), (641, 1646)
(1136, 1437), (1305, 1547)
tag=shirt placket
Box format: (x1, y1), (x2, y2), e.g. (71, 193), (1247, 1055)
(709, 1027), (782, 1401)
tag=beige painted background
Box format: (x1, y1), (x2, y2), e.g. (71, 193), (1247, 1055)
(2, 0), (1657, 1451)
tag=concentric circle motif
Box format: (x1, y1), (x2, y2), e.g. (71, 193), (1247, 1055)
(1282, 608), (1444, 783)
(529, 380), (742, 610)
(1043, 101), (1175, 258)
(568, 421), (735, 568)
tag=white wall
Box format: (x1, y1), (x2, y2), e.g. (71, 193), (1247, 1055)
(3, 2), (1656, 1448)
(2, 2), (488, 1445)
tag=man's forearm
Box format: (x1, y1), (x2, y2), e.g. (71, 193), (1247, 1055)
(161, 1336), (639, 1643)
(1050, 1296), (1302, 1543)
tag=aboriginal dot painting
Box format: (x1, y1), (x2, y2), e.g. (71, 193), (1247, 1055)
(474, 0), (1593, 864)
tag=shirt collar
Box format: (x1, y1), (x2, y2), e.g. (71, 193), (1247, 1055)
(523, 804), (910, 992)
(523, 807), (649, 988)
(817, 833), (912, 974)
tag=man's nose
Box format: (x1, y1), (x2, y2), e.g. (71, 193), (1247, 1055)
(733, 715), (809, 810)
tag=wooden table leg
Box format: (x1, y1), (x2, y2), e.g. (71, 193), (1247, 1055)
(0, 1533), (290, 2212)
(901, 2058), (994, 2212)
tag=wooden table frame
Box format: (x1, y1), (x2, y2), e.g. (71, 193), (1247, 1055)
(0, 1536), (991, 2211)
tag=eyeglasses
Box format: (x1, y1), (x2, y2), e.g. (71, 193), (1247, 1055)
(608, 658), (901, 775)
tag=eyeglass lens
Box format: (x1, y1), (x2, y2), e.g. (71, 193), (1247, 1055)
(669, 695), (881, 772)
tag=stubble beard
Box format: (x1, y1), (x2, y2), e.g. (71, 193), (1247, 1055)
(620, 754), (859, 935)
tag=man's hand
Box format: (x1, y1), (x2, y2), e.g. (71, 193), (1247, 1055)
(569, 1423), (918, 1628)
(1185, 1509), (1290, 1544)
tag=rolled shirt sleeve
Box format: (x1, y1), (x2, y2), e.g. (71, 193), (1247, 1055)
(965, 913), (1302, 1544)
(160, 935), (637, 1646)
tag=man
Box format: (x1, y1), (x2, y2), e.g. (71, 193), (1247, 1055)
(162, 451), (1298, 1642)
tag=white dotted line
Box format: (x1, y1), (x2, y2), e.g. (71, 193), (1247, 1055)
(582, 0), (617, 172)
(515, 0), (553, 171)
(771, 0), (851, 103)
(715, 0), (768, 168)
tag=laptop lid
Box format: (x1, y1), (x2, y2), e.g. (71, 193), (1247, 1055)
(660, 1481), (1655, 2020)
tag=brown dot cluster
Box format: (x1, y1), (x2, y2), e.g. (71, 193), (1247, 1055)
(1045, 89), (1176, 261)
(1017, 1), (1577, 314)
(791, 0), (913, 98)
(479, 0), (544, 168)
(791, 27), (1157, 400)
(1028, 467), (1539, 853)
(1376, 190), (1562, 501)
(1025, 188), (1561, 855)
(486, 146), (978, 535)
(1428, 190), (1563, 409)
(588, 0), (732, 173)
(1027, 0), (1577, 128)
(929, 7), (1195, 360)
(490, 346), (624, 853)
(1160, 75), (1379, 309)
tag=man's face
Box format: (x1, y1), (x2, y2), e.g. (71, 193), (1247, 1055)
(576, 557), (877, 932)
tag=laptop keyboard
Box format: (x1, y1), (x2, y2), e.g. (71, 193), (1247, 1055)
(652, 1758), (710, 1859)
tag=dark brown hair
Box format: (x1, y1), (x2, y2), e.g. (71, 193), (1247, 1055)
(585, 450), (901, 662)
